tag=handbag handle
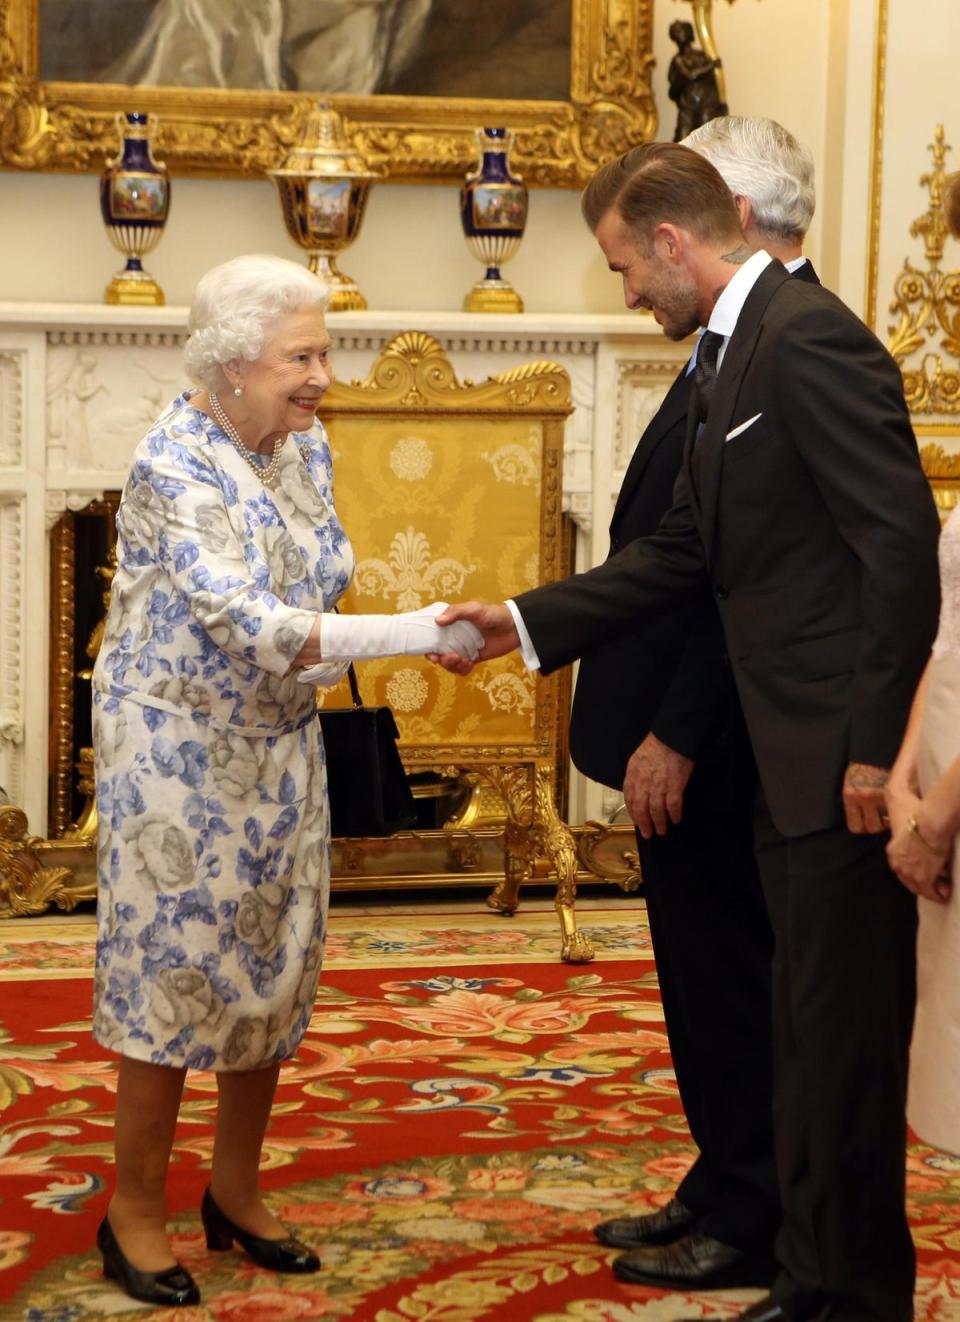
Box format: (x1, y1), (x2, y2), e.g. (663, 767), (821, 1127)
(346, 661), (363, 709)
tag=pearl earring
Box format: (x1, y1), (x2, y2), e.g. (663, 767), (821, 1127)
(233, 385), (243, 397)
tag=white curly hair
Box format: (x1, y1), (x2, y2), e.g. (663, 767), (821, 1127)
(682, 116), (816, 243)
(183, 254), (330, 391)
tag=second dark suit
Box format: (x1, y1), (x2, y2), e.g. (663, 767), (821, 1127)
(569, 355), (778, 1252)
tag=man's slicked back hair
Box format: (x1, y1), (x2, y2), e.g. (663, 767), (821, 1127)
(580, 141), (743, 248)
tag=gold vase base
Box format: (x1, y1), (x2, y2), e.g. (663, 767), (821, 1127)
(104, 273), (165, 306)
(326, 284), (368, 312)
(463, 282), (524, 314)
(306, 254), (368, 311)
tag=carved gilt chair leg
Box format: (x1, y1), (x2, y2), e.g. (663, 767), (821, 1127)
(533, 765), (594, 964)
(485, 766), (535, 915)
(489, 818), (533, 915)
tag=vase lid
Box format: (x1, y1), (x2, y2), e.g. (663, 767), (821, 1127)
(268, 101), (380, 181)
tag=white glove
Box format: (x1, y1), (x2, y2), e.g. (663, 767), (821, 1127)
(296, 659), (351, 687)
(317, 602), (484, 663)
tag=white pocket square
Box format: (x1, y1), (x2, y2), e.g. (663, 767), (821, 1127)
(725, 412), (763, 442)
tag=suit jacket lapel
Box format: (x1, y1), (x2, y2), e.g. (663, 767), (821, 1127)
(611, 365), (691, 533)
(695, 260), (793, 558)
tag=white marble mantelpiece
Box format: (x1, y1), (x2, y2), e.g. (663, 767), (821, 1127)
(0, 302), (688, 835)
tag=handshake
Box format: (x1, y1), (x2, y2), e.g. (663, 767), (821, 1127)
(298, 601), (520, 685)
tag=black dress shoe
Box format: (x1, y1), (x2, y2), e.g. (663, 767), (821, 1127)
(201, 1187), (320, 1273)
(594, 1195), (699, 1249)
(612, 1229), (776, 1289)
(97, 1217), (200, 1308)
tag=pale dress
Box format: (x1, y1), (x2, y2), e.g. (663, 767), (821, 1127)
(909, 503), (960, 1152)
(91, 393), (353, 1071)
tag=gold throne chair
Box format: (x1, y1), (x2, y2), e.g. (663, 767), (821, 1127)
(319, 330), (593, 961)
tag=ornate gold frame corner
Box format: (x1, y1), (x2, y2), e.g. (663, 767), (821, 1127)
(0, 0), (656, 184)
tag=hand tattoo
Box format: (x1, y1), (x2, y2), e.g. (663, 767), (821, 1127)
(847, 763), (890, 791)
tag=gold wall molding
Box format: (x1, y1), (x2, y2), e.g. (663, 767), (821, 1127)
(0, 0), (656, 186)
(865, 0), (889, 329)
(886, 126), (960, 415)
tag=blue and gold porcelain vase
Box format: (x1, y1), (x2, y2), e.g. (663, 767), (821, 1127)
(460, 127), (528, 313)
(268, 101), (381, 312)
(100, 112), (170, 306)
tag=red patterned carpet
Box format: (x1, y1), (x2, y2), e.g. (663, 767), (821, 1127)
(0, 906), (958, 1320)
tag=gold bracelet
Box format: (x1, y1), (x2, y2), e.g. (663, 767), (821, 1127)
(907, 813), (945, 854)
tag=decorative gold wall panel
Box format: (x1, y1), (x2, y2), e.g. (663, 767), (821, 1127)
(0, 0), (656, 185)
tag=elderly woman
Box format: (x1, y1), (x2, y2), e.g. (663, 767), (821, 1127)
(91, 253), (479, 1307)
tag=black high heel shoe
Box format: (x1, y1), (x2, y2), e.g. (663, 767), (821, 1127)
(201, 1187), (320, 1273)
(97, 1217), (200, 1307)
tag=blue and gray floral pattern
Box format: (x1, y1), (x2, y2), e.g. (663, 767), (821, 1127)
(92, 392), (353, 1071)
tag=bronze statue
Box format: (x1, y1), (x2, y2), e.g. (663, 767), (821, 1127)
(667, 19), (728, 143)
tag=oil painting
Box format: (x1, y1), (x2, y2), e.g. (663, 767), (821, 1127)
(2, 0), (656, 184)
(39, 0), (572, 102)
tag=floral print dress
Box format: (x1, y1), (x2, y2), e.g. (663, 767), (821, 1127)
(92, 392), (353, 1071)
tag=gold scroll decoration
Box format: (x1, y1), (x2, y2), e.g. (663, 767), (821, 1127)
(887, 125), (960, 414)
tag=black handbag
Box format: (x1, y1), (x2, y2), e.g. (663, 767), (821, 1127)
(317, 663), (418, 837)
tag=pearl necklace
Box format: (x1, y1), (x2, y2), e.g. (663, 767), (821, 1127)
(209, 392), (285, 488)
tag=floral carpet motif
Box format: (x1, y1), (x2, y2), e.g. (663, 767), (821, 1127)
(0, 906), (958, 1320)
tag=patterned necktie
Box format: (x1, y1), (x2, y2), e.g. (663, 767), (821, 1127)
(693, 329), (725, 425)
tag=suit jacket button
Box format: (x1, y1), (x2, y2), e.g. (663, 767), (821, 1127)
(715, 584), (729, 600)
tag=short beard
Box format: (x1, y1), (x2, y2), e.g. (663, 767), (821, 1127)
(650, 263), (701, 341)
(662, 307), (701, 341)
(659, 282), (701, 341)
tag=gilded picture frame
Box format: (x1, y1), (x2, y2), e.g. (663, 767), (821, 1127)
(0, 0), (656, 185)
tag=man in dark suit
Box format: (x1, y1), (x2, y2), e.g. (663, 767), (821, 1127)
(436, 143), (940, 1322)
(574, 118), (821, 1293)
